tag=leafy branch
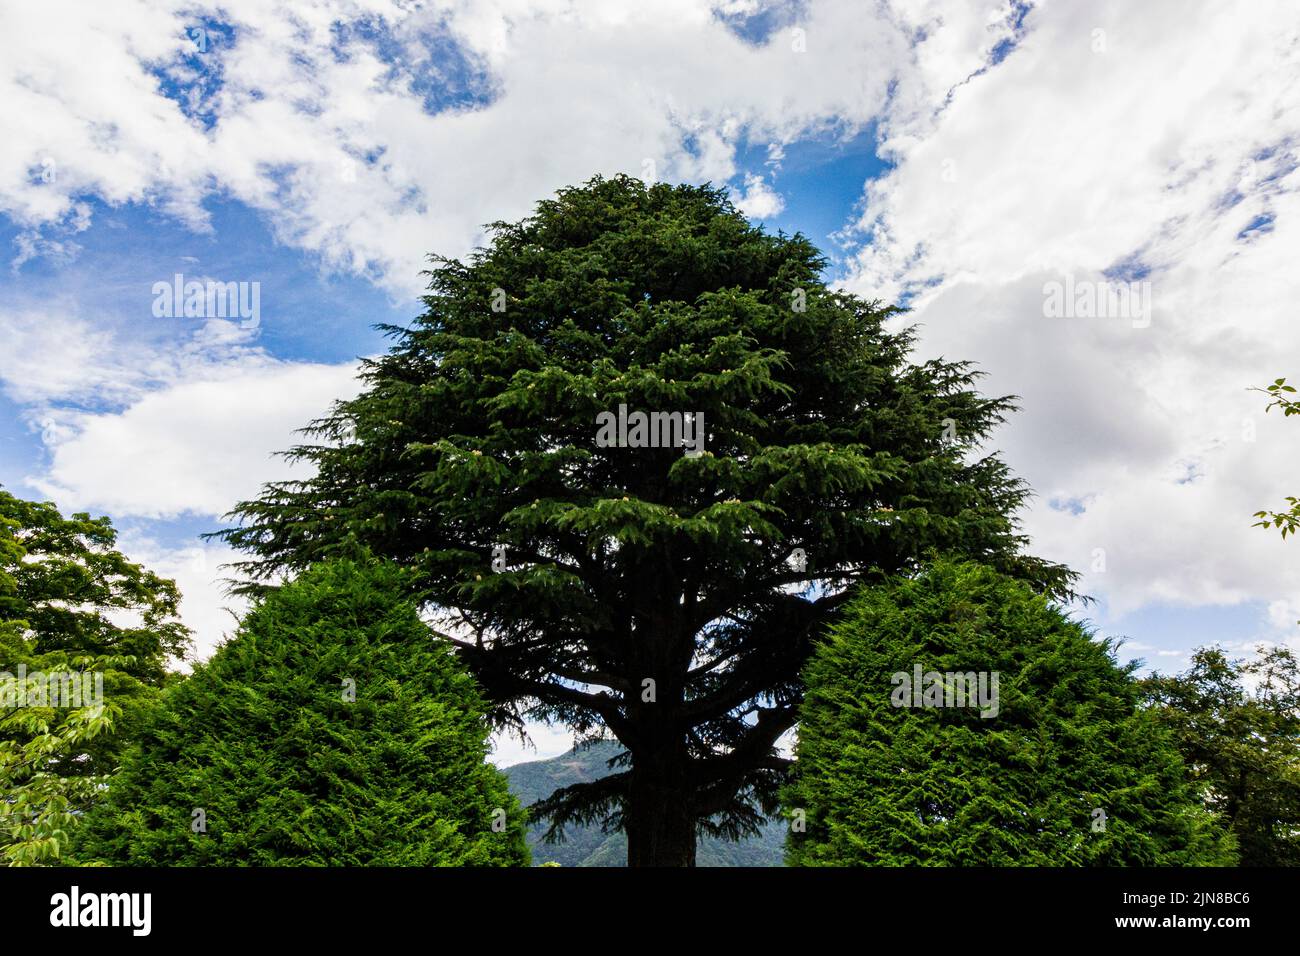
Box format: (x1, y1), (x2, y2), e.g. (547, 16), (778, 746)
(1251, 379), (1300, 538)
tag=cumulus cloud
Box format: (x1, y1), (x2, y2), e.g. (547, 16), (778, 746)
(841, 0), (1300, 618)
(0, 306), (358, 656)
(0, 0), (969, 294)
(0, 306), (360, 518)
(732, 173), (785, 218)
(0, 307), (137, 408)
(33, 359), (361, 518)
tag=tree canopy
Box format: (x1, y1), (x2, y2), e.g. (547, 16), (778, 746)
(216, 174), (1072, 865)
(1142, 645), (1300, 866)
(72, 558), (529, 866)
(0, 487), (190, 864)
(783, 559), (1234, 866)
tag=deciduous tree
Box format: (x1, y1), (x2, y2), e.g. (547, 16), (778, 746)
(0, 488), (189, 863)
(1142, 645), (1300, 866)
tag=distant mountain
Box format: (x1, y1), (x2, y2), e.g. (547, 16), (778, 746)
(503, 740), (785, 867)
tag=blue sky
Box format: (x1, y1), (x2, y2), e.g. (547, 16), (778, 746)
(2, 0), (1298, 764)
(0, 123), (887, 515)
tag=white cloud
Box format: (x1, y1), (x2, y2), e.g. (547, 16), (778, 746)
(0, 0), (977, 294)
(840, 0), (1300, 619)
(0, 1), (213, 229)
(34, 359), (361, 518)
(0, 307), (357, 660)
(0, 306), (361, 519)
(115, 532), (248, 661)
(0, 307), (136, 407)
(732, 173), (785, 219)
(489, 722), (581, 768)
(1268, 600), (1300, 631)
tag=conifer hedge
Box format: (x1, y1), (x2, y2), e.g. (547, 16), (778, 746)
(73, 558), (528, 866)
(783, 560), (1235, 866)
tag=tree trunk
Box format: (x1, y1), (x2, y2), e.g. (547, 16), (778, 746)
(625, 749), (696, 866)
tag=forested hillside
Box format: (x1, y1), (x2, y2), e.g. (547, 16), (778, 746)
(505, 741), (784, 867)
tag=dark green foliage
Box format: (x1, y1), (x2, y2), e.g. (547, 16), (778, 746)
(216, 174), (1072, 864)
(784, 559), (1235, 866)
(1142, 645), (1300, 866)
(504, 740), (784, 866)
(72, 559), (528, 866)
